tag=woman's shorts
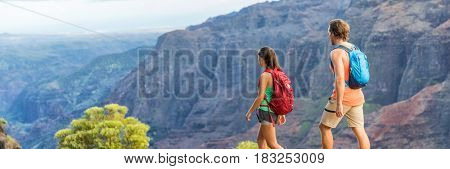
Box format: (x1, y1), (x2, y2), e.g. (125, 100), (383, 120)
(256, 109), (278, 126)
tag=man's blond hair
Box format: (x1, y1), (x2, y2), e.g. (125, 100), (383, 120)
(329, 19), (350, 41)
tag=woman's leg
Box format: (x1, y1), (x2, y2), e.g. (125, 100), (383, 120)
(261, 124), (283, 149)
(257, 125), (268, 149)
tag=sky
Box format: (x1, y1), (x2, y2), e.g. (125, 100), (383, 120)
(0, 0), (274, 34)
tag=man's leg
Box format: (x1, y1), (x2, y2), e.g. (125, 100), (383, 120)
(319, 124), (333, 149)
(319, 99), (346, 149)
(346, 104), (370, 149)
(351, 127), (370, 149)
(319, 100), (349, 149)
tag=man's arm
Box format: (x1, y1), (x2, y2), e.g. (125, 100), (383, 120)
(331, 49), (346, 117)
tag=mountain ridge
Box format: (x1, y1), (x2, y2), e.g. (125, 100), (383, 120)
(106, 0), (448, 148)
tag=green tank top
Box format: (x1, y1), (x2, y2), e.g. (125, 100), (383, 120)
(259, 86), (273, 112)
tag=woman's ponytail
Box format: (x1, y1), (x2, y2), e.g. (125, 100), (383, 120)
(258, 46), (281, 70)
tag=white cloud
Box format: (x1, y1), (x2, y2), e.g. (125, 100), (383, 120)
(0, 0), (273, 34)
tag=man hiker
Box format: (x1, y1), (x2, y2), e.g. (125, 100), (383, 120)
(318, 19), (371, 149)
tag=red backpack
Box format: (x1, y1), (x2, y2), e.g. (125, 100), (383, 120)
(264, 68), (294, 115)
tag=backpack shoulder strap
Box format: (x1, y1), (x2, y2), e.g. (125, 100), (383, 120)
(258, 68), (273, 87)
(264, 68), (273, 74)
(330, 45), (352, 87)
(333, 44), (352, 53)
(330, 44), (354, 67)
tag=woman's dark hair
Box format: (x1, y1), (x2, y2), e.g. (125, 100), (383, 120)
(257, 46), (281, 70)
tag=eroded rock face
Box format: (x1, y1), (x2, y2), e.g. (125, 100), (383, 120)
(106, 0), (449, 148)
(397, 20), (449, 101)
(332, 79), (449, 149)
(367, 81), (449, 148)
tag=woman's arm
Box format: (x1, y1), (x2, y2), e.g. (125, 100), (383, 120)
(246, 72), (270, 121)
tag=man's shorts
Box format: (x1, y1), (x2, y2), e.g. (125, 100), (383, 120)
(320, 98), (364, 128)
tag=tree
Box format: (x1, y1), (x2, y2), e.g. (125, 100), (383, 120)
(235, 141), (258, 149)
(55, 104), (150, 149)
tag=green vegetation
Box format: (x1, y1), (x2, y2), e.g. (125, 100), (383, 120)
(298, 121), (313, 138)
(54, 104), (150, 149)
(0, 117), (21, 149)
(0, 118), (7, 134)
(235, 141), (259, 149)
(363, 102), (382, 115)
(0, 118), (6, 127)
(294, 97), (329, 139)
(6, 136), (17, 143)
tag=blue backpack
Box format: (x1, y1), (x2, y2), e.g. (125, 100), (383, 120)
(330, 44), (370, 89)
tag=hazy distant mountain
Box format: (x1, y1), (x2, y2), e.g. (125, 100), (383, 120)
(7, 47), (151, 148)
(0, 32), (160, 114)
(106, 0), (449, 148)
(1, 32), (159, 148)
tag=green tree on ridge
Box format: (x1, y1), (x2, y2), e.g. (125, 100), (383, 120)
(55, 104), (150, 149)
